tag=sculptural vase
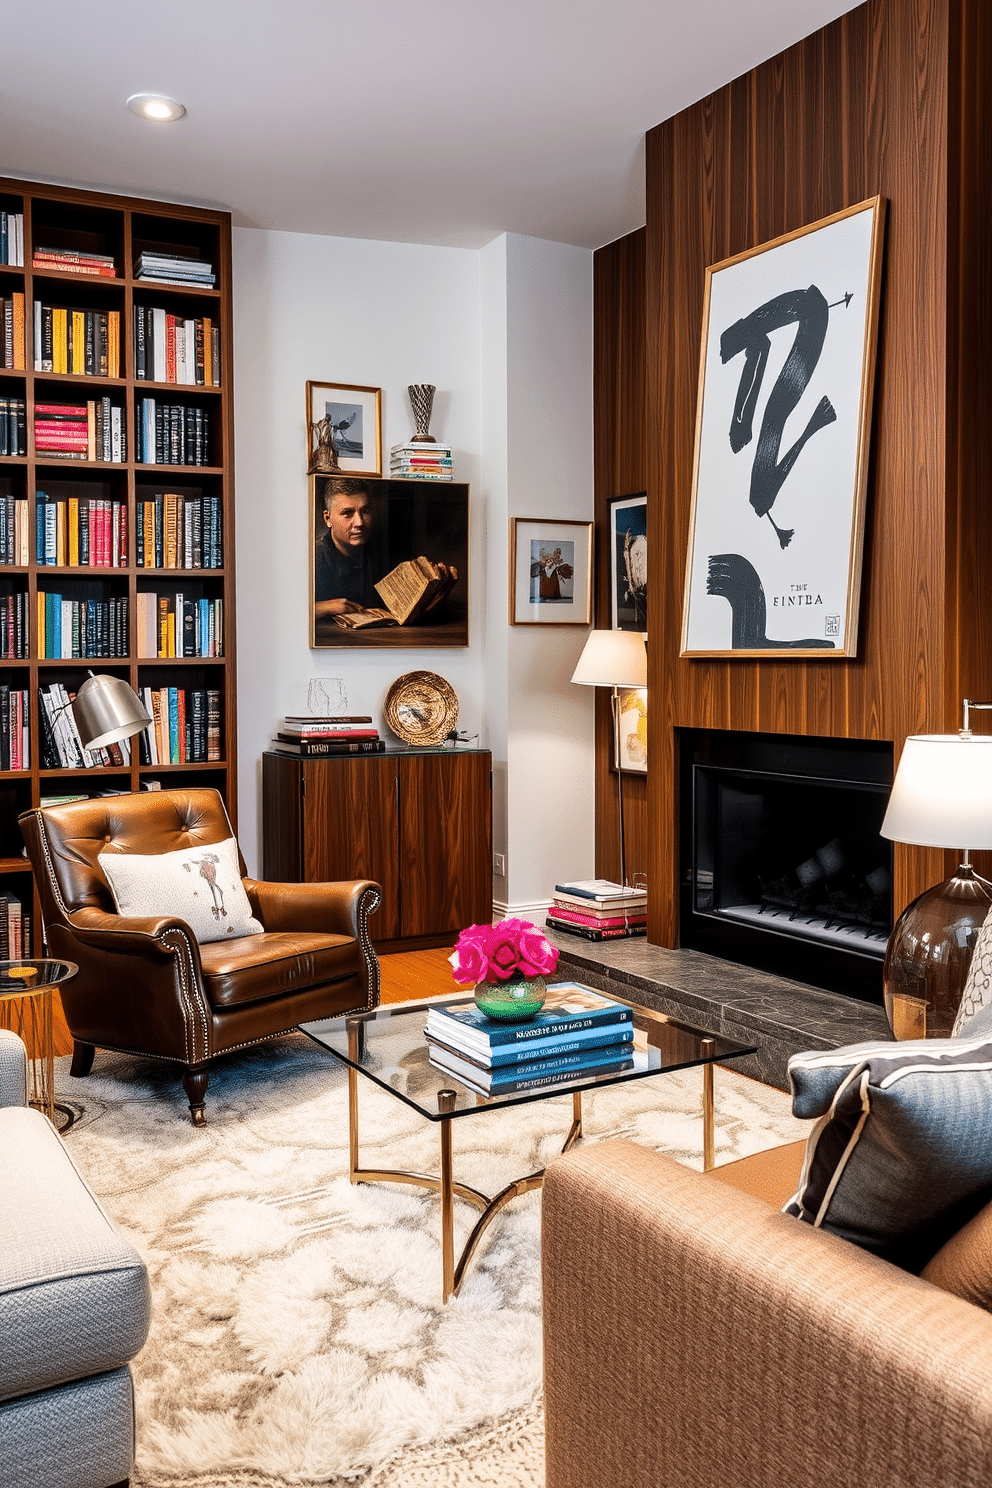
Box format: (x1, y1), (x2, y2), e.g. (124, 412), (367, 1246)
(473, 974), (547, 1021)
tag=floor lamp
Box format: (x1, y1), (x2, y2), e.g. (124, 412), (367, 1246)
(70, 673), (152, 750)
(880, 700), (992, 1038)
(571, 629), (647, 890)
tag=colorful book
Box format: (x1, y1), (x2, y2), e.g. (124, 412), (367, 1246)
(427, 1042), (635, 1096)
(553, 879), (647, 903)
(426, 1020), (633, 1069)
(268, 738), (386, 756)
(545, 916), (649, 942)
(550, 904), (648, 930)
(425, 984), (633, 1059)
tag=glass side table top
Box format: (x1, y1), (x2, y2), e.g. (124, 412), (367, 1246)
(301, 981), (757, 1122)
(0, 959), (78, 995)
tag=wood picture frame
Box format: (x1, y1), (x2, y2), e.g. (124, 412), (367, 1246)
(310, 474), (469, 648)
(306, 381), (382, 477)
(681, 197), (886, 658)
(608, 492), (647, 633)
(509, 518), (594, 626)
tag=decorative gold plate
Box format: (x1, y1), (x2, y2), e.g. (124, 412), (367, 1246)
(383, 671), (459, 746)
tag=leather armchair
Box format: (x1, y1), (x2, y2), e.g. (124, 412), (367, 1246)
(19, 788), (381, 1124)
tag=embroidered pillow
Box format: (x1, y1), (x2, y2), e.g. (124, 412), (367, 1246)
(784, 1033), (992, 1271)
(99, 837), (263, 945)
(952, 903), (992, 1033)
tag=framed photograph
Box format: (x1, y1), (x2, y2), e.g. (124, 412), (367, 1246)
(608, 493), (647, 632)
(310, 475), (469, 648)
(306, 381), (382, 477)
(613, 687), (647, 774)
(509, 518), (593, 626)
(681, 197), (886, 658)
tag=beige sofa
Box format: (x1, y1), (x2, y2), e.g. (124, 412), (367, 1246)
(542, 1139), (992, 1488)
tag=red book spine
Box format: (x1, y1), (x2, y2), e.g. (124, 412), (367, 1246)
(165, 316), (177, 383)
(550, 905), (648, 930)
(35, 403), (88, 416)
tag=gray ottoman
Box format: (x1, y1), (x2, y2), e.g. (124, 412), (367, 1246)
(0, 1031), (151, 1488)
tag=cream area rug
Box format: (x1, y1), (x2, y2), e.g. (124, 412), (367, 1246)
(61, 1032), (811, 1487)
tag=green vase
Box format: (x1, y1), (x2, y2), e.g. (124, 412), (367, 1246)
(473, 974), (547, 1021)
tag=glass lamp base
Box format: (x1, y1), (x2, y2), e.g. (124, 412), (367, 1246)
(883, 865), (992, 1038)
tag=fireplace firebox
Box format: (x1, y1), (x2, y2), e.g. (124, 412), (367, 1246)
(678, 729), (894, 1002)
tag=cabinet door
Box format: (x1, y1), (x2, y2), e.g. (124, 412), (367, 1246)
(398, 752), (492, 938)
(302, 756), (401, 940)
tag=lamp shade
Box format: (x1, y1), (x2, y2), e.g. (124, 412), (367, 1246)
(71, 674), (152, 750)
(881, 734), (992, 850)
(570, 630), (647, 688)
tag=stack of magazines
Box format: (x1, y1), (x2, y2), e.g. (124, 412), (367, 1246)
(425, 984), (636, 1096)
(546, 879), (648, 941)
(133, 251), (215, 287)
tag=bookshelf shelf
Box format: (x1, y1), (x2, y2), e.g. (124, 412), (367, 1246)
(0, 174), (236, 959)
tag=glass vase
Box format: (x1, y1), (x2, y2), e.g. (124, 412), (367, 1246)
(473, 974), (547, 1021)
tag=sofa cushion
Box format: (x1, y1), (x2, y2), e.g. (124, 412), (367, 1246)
(921, 1195), (992, 1312)
(200, 930), (360, 1008)
(785, 1033), (992, 1270)
(99, 834), (263, 944)
(0, 1106), (150, 1401)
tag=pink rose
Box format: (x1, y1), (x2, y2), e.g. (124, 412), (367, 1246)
(486, 929), (522, 980)
(515, 922), (559, 977)
(449, 924), (493, 984)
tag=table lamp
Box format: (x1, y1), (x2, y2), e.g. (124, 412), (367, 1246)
(880, 699), (992, 1038)
(571, 630), (647, 891)
(71, 673), (152, 750)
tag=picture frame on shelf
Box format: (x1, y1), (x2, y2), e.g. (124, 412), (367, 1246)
(310, 474), (469, 649)
(608, 493), (647, 633)
(306, 381), (382, 478)
(509, 517), (593, 626)
(681, 196), (885, 659)
(613, 687), (647, 774)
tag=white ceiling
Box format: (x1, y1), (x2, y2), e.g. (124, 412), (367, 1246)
(2, 0), (855, 251)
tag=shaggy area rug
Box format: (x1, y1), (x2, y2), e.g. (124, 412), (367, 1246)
(61, 1032), (810, 1487)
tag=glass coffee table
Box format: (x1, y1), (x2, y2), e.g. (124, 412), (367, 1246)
(302, 983), (757, 1301)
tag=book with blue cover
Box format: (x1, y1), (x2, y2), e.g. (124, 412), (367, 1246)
(428, 1038), (635, 1096)
(425, 983), (633, 1059)
(426, 1021), (634, 1069)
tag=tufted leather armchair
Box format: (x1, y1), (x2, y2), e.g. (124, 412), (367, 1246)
(19, 788), (381, 1125)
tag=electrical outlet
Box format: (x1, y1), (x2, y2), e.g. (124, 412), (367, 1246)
(492, 852), (506, 877)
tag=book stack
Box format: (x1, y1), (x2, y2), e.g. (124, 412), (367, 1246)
(136, 398), (212, 466)
(136, 492), (223, 569)
(389, 441), (453, 480)
(33, 246), (116, 278)
(269, 716), (385, 757)
(1, 212), (24, 266)
(0, 593), (29, 659)
(34, 399), (126, 462)
(133, 251), (215, 288)
(0, 497), (30, 565)
(38, 593), (129, 659)
(133, 306), (221, 385)
(138, 686), (222, 765)
(37, 682), (130, 769)
(0, 399), (26, 456)
(425, 984), (636, 1096)
(0, 890), (31, 959)
(0, 684), (29, 769)
(2, 293), (25, 369)
(136, 591), (223, 658)
(33, 303), (120, 377)
(546, 879), (649, 941)
(35, 491), (128, 567)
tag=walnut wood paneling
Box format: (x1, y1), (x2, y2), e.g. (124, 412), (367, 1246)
(397, 752), (491, 937)
(301, 755), (402, 939)
(592, 0), (992, 945)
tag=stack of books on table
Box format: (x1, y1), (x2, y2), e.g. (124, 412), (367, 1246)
(546, 879), (648, 941)
(424, 984), (635, 1096)
(268, 716), (385, 757)
(133, 251), (215, 288)
(389, 442), (453, 480)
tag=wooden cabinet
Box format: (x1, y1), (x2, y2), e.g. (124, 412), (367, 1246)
(262, 748), (492, 951)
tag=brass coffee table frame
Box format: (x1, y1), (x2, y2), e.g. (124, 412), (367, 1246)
(344, 1019), (719, 1302)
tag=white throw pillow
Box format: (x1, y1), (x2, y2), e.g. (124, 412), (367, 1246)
(99, 836), (263, 944)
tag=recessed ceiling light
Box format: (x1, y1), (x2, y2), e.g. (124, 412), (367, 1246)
(126, 93), (186, 123)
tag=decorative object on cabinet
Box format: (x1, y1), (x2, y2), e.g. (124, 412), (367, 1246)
(509, 517), (593, 626)
(572, 630), (648, 889)
(880, 701), (992, 1038)
(407, 383), (436, 442)
(681, 197), (885, 659)
(310, 475), (468, 647)
(0, 174), (238, 961)
(383, 670), (459, 746)
(306, 381), (381, 476)
(608, 493), (647, 632)
(262, 747), (492, 952)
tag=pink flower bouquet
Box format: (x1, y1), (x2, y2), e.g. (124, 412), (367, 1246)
(449, 918), (560, 985)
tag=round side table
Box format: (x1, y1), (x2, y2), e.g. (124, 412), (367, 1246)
(0, 959), (79, 1132)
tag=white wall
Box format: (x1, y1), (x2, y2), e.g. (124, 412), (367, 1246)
(233, 225), (595, 906)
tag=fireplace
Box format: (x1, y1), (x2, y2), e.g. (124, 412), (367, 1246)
(678, 729), (894, 1002)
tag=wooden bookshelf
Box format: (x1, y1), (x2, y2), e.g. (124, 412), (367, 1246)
(0, 175), (237, 957)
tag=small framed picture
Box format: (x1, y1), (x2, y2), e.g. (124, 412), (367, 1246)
(306, 381), (382, 477)
(509, 518), (593, 626)
(613, 687), (647, 774)
(608, 493), (647, 632)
